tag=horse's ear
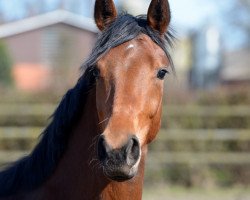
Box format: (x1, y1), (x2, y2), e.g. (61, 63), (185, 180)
(147, 0), (171, 34)
(94, 0), (118, 31)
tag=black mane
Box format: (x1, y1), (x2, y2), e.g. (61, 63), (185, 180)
(84, 14), (175, 72)
(0, 14), (174, 197)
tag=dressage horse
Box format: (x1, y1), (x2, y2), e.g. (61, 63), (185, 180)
(0, 0), (174, 199)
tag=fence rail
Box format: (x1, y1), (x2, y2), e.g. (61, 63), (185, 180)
(158, 129), (250, 141)
(164, 105), (250, 117)
(0, 151), (29, 166)
(1, 151), (250, 167)
(147, 152), (250, 166)
(0, 104), (55, 116)
(0, 104), (250, 167)
(1, 104), (250, 117)
(1, 127), (250, 141)
(0, 127), (249, 166)
(0, 127), (42, 139)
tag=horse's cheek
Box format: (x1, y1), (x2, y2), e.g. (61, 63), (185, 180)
(146, 104), (162, 144)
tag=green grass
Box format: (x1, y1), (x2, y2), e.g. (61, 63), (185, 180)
(143, 185), (250, 200)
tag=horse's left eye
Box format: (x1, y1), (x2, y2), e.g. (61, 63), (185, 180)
(92, 68), (100, 78)
(157, 69), (169, 80)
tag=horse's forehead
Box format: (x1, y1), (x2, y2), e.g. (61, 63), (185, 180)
(107, 34), (167, 62)
(123, 35), (168, 68)
(123, 34), (163, 55)
(98, 34), (168, 72)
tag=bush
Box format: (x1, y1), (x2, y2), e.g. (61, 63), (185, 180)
(0, 40), (12, 86)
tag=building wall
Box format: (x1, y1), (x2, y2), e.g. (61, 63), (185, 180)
(5, 29), (43, 64)
(221, 48), (250, 83)
(2, 23), (97, 91)
(40, 23), (97, 69)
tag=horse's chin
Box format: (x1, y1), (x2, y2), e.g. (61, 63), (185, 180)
(103, 167), (138, 182)
(107, 174), (135, 182)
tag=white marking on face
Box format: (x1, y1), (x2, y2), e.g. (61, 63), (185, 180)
(126, 44), (135, 50)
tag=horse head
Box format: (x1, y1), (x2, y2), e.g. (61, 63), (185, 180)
(93, 0), (172, 182)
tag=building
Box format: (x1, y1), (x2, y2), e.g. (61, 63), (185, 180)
(221, 48), (250, 85)
(190, 24), (223, 89)
(0, 10), (98, 91)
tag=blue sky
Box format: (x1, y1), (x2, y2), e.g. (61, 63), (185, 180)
(168, 0), (247, 50)
(0, 0), (231, 27)
(0, 0), (247, 50)
(170, 0), (226, 28)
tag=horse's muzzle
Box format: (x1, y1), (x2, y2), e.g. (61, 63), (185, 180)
(97, 135), (140, 181)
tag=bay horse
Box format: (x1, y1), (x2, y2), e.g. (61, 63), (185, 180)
(0, 0), (174, 199)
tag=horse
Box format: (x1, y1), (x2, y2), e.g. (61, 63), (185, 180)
(0, 0), (174, 199)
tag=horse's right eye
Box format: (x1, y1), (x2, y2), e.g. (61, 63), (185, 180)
(157, 69), (169, 80)
(92, 68), (100, 78)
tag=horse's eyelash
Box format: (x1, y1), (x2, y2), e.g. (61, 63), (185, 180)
(161, 68), (170, 74)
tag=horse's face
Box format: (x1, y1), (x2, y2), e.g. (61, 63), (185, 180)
(94, 0), (171, 181)
(95, 34), (169, 146)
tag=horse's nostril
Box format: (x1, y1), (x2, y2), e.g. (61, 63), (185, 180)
(126, 136), (140, 166)
(97, 135), (140, 168)
(97, 135), (108, 162)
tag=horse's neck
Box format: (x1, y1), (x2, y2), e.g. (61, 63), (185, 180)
(35, 89), (145, 200)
